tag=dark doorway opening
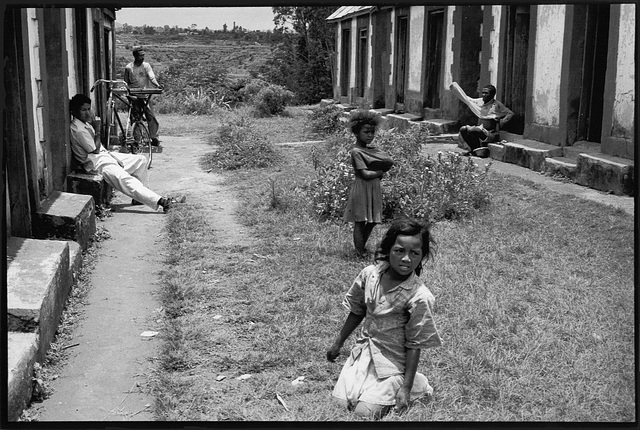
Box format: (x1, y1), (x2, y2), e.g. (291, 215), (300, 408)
(395, 16), (408, 106)
(425, 9), (444, 108)
(356, 28), (367, 98)
(501, 5), (529, 134)
(578, 4), (609, 142)
(74, 9), (89, 95)
(340, 28), (351, 98)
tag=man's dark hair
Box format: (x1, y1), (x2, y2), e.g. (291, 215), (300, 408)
(483, 84), (497, 98)
(70, 94), (92, 115)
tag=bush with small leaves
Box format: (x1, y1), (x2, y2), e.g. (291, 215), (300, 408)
(208, 111), (280, 170)
(254, 85), (295, 116)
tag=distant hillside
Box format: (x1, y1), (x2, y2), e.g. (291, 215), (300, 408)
(115, 33), (274, 81)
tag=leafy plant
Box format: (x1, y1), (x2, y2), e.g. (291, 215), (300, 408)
(308, 125), (491, 223)
(206, 110), (280, 170)
(254, 85), (295, 116)
(307, 104), (345, 137)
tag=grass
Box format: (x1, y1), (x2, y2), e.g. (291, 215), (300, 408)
(151, 111), (635, 422)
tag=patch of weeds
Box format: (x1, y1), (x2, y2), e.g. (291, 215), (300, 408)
(203, 109), (280, 170)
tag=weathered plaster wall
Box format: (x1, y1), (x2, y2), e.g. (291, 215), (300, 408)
(367, 16), (374, 90)
(488, 6), (502, 89)
(408, 6), (424, 93)
(26, 8), (49, 198)
(388, 9), (396, 87)
(531, 5), (565, 127)
(611, 4), (635, 139)
(349, 17), (357, 96)
(444, 6), (454, 89)
(65, 10), (77, 99)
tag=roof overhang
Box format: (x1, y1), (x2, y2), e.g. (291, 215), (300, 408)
(326, 6), (376, 23)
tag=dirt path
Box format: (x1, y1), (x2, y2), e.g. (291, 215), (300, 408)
(33, 136), (248, 421)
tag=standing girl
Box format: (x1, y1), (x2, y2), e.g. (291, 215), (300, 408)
(343, 110), (394, 257)
(327, 218), (442, 419)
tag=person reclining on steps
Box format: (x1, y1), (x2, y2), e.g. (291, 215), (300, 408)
(451, 83), (514, 158)
(69, 93), (178, 213)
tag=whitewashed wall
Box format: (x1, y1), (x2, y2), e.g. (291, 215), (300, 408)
(531, 5), (565, 127)
(65, 9), (77, 99)
(488, 5), (502, 89)
(443, 6), (454, 88)
(612, 3), (635, 137)
(408, 6), (424, 92)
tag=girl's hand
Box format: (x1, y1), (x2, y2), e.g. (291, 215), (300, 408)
(326, 343), (341, 362)
(394, 387), (411, 414)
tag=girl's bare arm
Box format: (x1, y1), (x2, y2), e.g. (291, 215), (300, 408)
(396, 348), (421, 412)
(357, 169), (384, 180)
(327, 312), (365, 361)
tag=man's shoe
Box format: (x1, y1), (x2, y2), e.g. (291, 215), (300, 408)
(461, 151), (471, 157)
(131, 199), (144, 206)
(151, 138), (160, 146)
(158, 197), (172, 213)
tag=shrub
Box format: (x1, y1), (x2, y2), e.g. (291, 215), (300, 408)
(308, 104), (345, 137)
(308, 127), (491, 222)
(254, 85), (295, 116)
(207, 110), (280, 170)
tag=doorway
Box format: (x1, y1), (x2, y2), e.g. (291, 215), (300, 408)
(340, 28), (351, 98)
(395, 15), (408, 107)
(501, 5), (530, 134)
(577, 4), (609, 142)
(424, 9), (444, 108)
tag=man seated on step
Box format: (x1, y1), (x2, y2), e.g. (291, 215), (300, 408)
(69, 93), (177, 213)
(453, 83), (514, 158)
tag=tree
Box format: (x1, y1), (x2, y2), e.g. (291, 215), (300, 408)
(263, 7), (336, 104)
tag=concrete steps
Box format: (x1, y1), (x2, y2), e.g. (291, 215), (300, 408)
(487, 133), (634, 196)
(7, 191), (95, 421)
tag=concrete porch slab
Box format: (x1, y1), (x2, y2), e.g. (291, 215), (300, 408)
(575, 154), (635, 196)
(7, 237), (71, 362)
(33, 191), (96, 250)
(7, 332), (39, 422)
(419, 118), (459, 134)
(66, 171), (112, 207)
(500, 141), (564, 172)
(386, 113), (423, 131)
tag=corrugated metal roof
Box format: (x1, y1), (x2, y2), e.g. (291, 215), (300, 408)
(326, 6), (375, 22)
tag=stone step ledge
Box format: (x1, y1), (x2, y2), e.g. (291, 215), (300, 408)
(7, 237), (72, 363)
(67, 171), (113, 208)
(8, 332), (38, 422)
(575, 153), (634, 196)
(385, 113), (423, 131)
(544, 157), (577, 180)
(33, 191), (96, 250)
(418, 118), (459, 135)
(490, 142), (563, 172)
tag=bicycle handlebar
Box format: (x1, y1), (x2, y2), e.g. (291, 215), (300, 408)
(90, 79), (129, 92)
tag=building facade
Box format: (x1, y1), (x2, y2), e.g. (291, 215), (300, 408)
(4, 7), (117, 238)
(327, 4), (635, 159)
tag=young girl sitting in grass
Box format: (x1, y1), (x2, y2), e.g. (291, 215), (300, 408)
(343, 110), (394, 257)
(327, 218), (442, 419)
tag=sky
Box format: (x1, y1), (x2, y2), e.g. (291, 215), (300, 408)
(116, 7), (277, 31)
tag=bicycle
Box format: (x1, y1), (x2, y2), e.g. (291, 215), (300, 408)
(91, 79), (162, 168)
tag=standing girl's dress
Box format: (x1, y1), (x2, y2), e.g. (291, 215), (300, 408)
(343, 146), (391, 224)
(332, 261), (442, 407)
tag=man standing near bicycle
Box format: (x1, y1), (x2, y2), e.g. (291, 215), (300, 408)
(124, 46), (162, 146)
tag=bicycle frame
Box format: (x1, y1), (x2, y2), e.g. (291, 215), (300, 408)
(91, 79), (159, 167)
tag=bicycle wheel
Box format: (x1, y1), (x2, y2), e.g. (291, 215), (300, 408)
(130, 121), (153, 168)
(105, 101), (117, 149)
